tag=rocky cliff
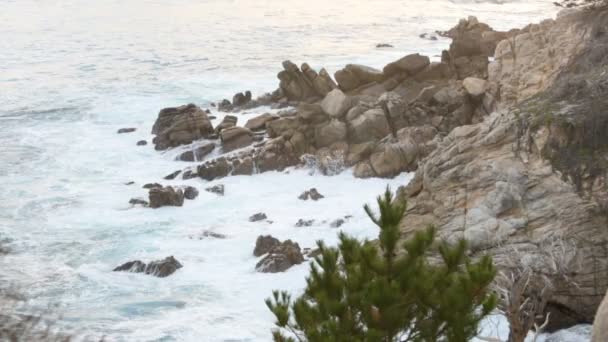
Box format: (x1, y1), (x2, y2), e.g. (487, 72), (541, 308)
(399, 9), (608, 331)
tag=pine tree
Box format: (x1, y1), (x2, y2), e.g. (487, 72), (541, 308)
(266, 188), (497, 342)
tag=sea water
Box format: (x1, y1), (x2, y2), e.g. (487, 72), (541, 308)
(1, 0), (583, 340)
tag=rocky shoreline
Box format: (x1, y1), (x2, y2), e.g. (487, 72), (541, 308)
(116, 8), (608, 335)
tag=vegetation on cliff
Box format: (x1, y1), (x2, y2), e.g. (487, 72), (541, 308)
(266, 189), (497, 341)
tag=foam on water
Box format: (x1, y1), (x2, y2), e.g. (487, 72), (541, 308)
(0, 0), (588, 341)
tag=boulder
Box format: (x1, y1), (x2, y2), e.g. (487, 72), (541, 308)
(255, 239), (304, 273)
(205, 184), (225, 196)
(183, 186), (199, 200)
(277, 60), (319, 101)
(245, 113), (278, 131)
(113, 256), (183, 278)
(334, 64), (384, 91)
(220, 127), (253, 152)
(149, 186), (185, 208)
(215, 115), (238, 133)
(249, 212), (268, 222)
(314, 119), (347, 148)
(117, 128), (136, 134)
(462, 77), (488, 96)
(136, 140), (147, 146)
(151, 104), (214, 150)
(232, 91), (252, 107)
(253, 235), (280, 257)
(320, 89), (352, 118)
(348, 108), (390, 144)
(383, 54), (430, 77)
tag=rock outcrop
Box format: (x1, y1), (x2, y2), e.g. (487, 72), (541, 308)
(399, 11), (608, 330)
(278, 60), (337, 101)
(255, 238), (305, 273)
(152, 104), (214, 150)
(149, 186), (185, 208)
(113, 256), (183, 278)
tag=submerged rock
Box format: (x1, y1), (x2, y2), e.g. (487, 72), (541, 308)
(113, 256), (183, 278)
(164, 170), (181, 180)
(117, 127), (136, 134)
(183, 186), (199, 200)
(249, 212), (267, 222)
(205, 184), (225, 196)
(129, 198), (149, 207)
(295, 219), (314, 227)
(298, 188), (324, 201)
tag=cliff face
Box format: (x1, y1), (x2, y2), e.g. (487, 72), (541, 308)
(399, 9), (608, 331)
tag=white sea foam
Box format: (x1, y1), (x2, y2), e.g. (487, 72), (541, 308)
(0, 0), (591, 341)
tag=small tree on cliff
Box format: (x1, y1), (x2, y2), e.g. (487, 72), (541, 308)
(266, 188), (497, 342)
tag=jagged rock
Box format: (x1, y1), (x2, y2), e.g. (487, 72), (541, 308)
(489, 11), (599, 109)
(295, 219), (314, 227)
(215, 115), (238, 133)
(149, 186), (184, 208)
(314, 119), (347, 148)
(233, 91), (252, 107)
(253, 235), (280, 257)
(298, 188), (324, 201)
(220, 127), (253, 152)
(357, 125), (438, 178)
(129, 198), (149, 207)
(249, 212), (267, 222)
(151, 104), (214, 150)
(245, 113), (278, 131)
(113, 256), (183, 278)
(183, 186), (199, 200)
(136, 140), (147, 146)
(383, 53), (430, 77)
(205, 184), (225, 196)
(320, 89), (353, 118)
(462, 77), (488, 96)
(348, 108), (390, 144)
(164, 170), (181, 180)
(302, 63), (338, 97)
(143, 183), (162, 189)
(255, 239), (304, 273)
(117, 127), (136, 134)
(441, 16), (510, 58)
